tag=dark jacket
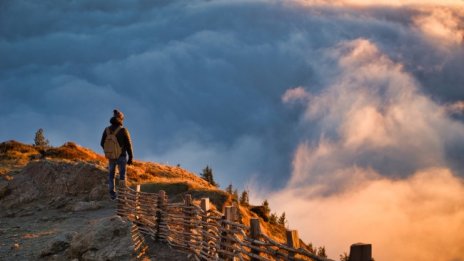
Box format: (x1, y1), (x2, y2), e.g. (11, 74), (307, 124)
(100, 123), (133, 160)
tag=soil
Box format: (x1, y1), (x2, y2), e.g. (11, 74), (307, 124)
(0, 198), (189, 261)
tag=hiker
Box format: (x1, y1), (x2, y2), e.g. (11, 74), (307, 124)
(100, 109), (133, 200)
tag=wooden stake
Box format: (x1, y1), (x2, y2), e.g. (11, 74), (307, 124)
(155, 190), (166, 242)
(349, 243), (372, 261)
(200, 198), (210, 261)
(135, 184), (141, 220)
(250, 218), (261, 261)
(286, 230), (300, 260)
(184, 194), (193, 250)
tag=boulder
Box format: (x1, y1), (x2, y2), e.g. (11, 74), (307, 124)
(250, 205), (270, 222)
(88, 185), (107, 201)
(68, 201), (103, 212)
(40, 232), (76, 257)
(70, 215), (135, 261)
(0, 182), (10, 200)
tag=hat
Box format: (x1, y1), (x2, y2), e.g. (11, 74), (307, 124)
(113, 109), (124, 120)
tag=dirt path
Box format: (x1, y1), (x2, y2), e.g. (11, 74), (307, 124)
(0, 199), (189, 261)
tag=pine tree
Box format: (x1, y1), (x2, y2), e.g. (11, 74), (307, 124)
(317, 247), (327, 258)
(232, 189), (239, 202)
(269, 213), (278, 224)
(262, 199), (270, 215)
(34, 128), (50, 147)
(226, 184), (233, 194)
(278, 212), (286, 226)
(200, 165), (218, 187)
(239, 190), (249, 206)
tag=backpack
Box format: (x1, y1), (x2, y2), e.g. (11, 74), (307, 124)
(103, 126), (122, 159)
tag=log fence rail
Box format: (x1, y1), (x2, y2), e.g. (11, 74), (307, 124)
(117, 184), (371, 261)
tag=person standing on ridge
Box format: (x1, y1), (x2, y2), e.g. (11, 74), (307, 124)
(101, 109), (134, 200)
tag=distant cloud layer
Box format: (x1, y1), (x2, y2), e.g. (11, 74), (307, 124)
(1, 1), (464, 260)
(267, 38), (464, 260)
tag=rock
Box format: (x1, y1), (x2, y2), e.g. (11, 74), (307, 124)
(11, 243), (20, 250)
(70, 215), (135, 261)
(40, 232), (76, 257)
(88, 185), (107, 201)
(1, 160), (107, 208)
(67, 201), (103, 212)
(0, 182), (10, 200)
(48, 196), (71, 209)
(250, 205), (270, 222)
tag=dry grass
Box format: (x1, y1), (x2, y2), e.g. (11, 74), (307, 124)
(45, 142), (106, 162)
(0, 139), (316, 256)
(0, 140), (40, 168)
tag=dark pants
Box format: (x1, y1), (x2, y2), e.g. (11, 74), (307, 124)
(108, 155), (126, 196)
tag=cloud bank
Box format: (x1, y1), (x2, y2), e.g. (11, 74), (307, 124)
(266, 36), (464, 260)
(1, 1), (464, 259)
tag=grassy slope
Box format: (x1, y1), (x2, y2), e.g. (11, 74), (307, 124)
(0, 140), (317, 254)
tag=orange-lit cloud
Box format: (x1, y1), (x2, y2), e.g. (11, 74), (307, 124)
(266, 38), (464, 260)
(414, 7), (464, 47)
(446, 101), (464, 114)
(295, 0), (464, 7)
(269, 168), (464, 260)
(282, 86), (310, 104)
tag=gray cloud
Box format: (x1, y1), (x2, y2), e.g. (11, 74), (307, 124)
(0, 1), (463, 186)
(1, 0), (464, 193)
(2, 1), (464, 259)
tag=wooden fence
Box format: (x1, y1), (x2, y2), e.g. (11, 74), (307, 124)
(117, 184), (349, 261)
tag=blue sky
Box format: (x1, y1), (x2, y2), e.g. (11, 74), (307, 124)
(1, 1), (464, 259)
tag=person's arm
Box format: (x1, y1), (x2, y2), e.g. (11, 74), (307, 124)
(100, 128), (107, 148)
(124, 128), (133, 164)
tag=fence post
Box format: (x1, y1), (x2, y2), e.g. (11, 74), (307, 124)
(184, 194), (193, 252)
(286, 230), (300, 260)
(117, 180), (126, 217)
(250, 218), (261, 261)
(225, 206), (234, 221)
(349, 243), (372, 261)
(156, 190), (167, 242)
(135, 184), (141, 221)
(219, 206), (234, 260)
(200, 198), (210, 261)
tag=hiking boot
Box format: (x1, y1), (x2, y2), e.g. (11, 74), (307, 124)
(110, 191), (117, 201)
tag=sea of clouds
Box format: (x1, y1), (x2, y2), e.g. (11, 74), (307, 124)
(1, 0), (464, 259)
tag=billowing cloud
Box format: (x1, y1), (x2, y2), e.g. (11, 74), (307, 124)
(282, 86), (310, 104)
(269, 168), (464, 261)
(447, 101), (464, 115)
(1, 1), (464, 259)
(413, 7), (464, 47)
(262, 39), (464, 260)
(296, 0), (464, 7)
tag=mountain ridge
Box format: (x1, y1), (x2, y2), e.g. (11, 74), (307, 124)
(0, 140), (324, 260)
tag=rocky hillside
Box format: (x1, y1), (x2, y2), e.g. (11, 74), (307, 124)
(0, 140), (320, 260)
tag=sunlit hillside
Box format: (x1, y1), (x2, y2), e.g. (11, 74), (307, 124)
(0, 140), (324, 259)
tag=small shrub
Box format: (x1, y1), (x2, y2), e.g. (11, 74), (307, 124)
(239, 190), (249, 206)
(34, 128), (50, 147)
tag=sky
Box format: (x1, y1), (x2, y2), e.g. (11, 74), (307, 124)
(1, 0), (464, 260)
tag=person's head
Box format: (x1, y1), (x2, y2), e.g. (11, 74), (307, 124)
(110, 109), (124, 126)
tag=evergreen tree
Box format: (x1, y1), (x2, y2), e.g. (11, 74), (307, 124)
(317, 247), (327, 258)
(226, 184), (233, 194)
(262, 199), (270, 215)
(307, 243), (315, 254)
(239, 190), (249, 206)
(200, 165), (218, 187)
(34, 128), (50, 147)
(278, 212), (286, 226)
(269, 213), (278, 224)
(232, 189), (239, 202)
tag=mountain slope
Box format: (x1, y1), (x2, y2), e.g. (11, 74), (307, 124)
(0, 140), (322, 260)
